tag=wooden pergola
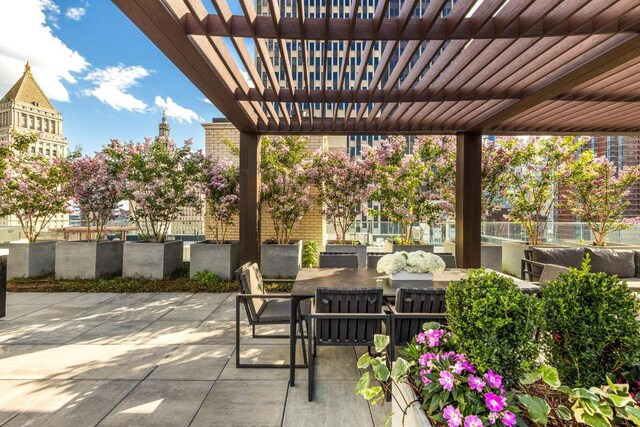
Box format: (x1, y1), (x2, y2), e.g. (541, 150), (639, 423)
(113, 0), (640, 267)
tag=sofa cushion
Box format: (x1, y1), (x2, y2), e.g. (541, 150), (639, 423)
(586, 248), (636, 278)
(531, 247), (585, 269)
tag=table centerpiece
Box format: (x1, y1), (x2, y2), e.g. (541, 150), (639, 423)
(376, 250), (446, 285)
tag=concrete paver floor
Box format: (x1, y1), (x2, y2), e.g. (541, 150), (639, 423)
(0, 292), (386, 426)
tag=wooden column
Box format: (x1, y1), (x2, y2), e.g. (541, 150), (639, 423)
(455, 132), (482, 268)
(239, 133), (261, 265)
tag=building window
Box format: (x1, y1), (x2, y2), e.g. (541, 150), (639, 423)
(30, 147), (35, 154)
(52, 150), (57, 157)
(46, 149), (50, 156)
(38, 147), (43, 154)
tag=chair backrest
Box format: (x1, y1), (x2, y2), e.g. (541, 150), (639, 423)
(238, 263), (265, 321)
(393, 288), (447, 345)
(367, 253), (389, 269)
(319, 252), (358, 268)
(315, 288), (383, 345)
(436, 254), (456, 268)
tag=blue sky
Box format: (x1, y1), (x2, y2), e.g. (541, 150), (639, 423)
(0, 0), (226, 154)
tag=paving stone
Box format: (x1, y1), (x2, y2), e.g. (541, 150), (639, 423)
(219, 343), (306, 380)
(0, 320), (103, 344)
(99, 379), (213, 427)
(0, 304), (49, 321)
(67, 320), (155, 345)
(148, 344), (234, 381)
(191, 380), (287, 427)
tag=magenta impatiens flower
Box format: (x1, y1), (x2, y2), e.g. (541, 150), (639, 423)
(468, 376), (486, 392)
(443, 405), (462, 427)
(425, 329), (444, 347)
(463, 415), (483, 427)
(502, 411), (517, 427)
(484, 392), (505, 412)
(439, 370), (455, 391)
(484, 370), (503, 389)
(418, 352), (436, 367)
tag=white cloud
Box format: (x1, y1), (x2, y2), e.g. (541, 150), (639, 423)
(0, 0), (89, 102)
(155, 96), (201, 124)
(201, 97), (212, 105)
(65, 7), (86, 21)
(241, 70), (254, 88)
(84, 65), (150, 112)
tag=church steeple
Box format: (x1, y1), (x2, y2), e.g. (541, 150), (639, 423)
(158, 110), (170, 139)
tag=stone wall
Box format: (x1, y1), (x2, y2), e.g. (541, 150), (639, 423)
(202, 120), (326, 246)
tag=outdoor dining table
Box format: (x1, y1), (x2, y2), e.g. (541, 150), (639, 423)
(288, 267), (539, 386)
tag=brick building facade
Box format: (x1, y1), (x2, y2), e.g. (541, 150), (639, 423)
(202, 119), (326, 246)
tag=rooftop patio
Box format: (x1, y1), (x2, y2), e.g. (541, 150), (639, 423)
(0, 291), (385, 426)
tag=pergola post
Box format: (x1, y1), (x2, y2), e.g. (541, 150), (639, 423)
(239, 133), (261, 265)
(455, 132), (482, 268)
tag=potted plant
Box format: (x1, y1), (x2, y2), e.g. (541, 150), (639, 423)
(55, 153), (124, 279)
(311, 149), (373, 267)
(259, 136), (314, 278)
(376, 251), (445, 286)
(190, 157), (240, 280)
(356, 329), (520, 427)
(0, 152), (70, 279)
(502, 136), (583, 276)
(560, 151), (640, 247)
(104, 137), (204, 279)
(363, 136), (455, 253)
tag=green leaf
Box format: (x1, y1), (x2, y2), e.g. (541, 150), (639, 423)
(605, 393), (634, 408)
(357, 354), (371, 369)
(580, 411), (612, 427)
(373, 363), (390, 382)
(574, 388), (600, 401)
(391, 358), (410, 382)
(361, 386), (382, 400)
(521, 369), (542, 385)
(623, 406), (640, 425)
(518, 394), (550, 425)
(422, 322), (440, 331)
(556, 405), (572, 421)
(374, 335), (390, 353)
(540, 365), (561, 388)
(383, 413), (393, 427)
(356, 372), (370, 395)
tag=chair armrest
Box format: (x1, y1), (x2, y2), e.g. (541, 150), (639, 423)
(521, 258), (546, 281)
(389, 312), (448, 319)
(308, 308), (389, 320)
(236, 293), (293, 300)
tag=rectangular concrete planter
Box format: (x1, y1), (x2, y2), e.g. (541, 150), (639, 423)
(325, 242), (367, 268)
(123, 240), (184, 280)
(189, 240), (240, 280)
(562, 240), (640, 250)
(384, 241), (434, 253)
(0, 250), (6, 318)
(501, 241), (570, 277)
(260, 240), (302, 278)
(0, 241), (57, 279)
(390, 271), (433, 288)
(55, 240), (124, 279)
(392, 380), (432, 427)
(443, 241), (503, 271)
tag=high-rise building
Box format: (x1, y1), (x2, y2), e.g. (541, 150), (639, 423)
(255, 0), (455, 155)
(0, 63), (68, 159)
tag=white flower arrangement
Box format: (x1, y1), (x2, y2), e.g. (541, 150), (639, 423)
(376, 251), (446, 275)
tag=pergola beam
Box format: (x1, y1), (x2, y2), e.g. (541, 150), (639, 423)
(185, 13), (640, 40)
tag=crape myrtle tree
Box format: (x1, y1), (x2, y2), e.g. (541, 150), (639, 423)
(104, 137), (205, 243)
(201, 157), (240, 244)
(505, 136), (584, 245)
(363, 136), (456, 245)
(311, 149), (374, 244)
(260, 135), (315, 244)
(560, 150), (640, 246)
(0, 153), (71, 242)
(67, 153), (123, 241)
(0, 130), (38, 174)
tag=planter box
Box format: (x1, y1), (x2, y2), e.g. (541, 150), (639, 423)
(260, 240), (302, 278)
(390, 271), (433, 288)
(190, 240), (240, 280)
(443, 241), (503, 271)
(0, 249), (6, 318)
(325, 242), (367, 268)
(123, 240), (183, 280)
(0, 241), (57, 279)
(55, 240), (124, 279)
(562, 240), (640, 250)
(384, 241), (434, 254)
(392, 380), (432, 427)
(319, 252), (359, 268)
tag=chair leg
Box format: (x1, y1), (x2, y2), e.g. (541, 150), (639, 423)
(308, 318), (314, 402)
(235, 296), (241, 368)
(299, 316), (308, 366)
(252, 324), (256, 338)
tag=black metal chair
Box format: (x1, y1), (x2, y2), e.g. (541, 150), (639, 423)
(307, 287), (388, 401)
(318, 252), (358, 268)
(436, 253), (457, 268)
(387, 288), (447, 362)
(235, 263), (309, 368)
(367, 253), (390, 269)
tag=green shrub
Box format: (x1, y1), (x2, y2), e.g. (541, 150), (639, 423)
(540, 260), (640, 388)
(446, 268), (542, 386)
(302, 240), (319, 268)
